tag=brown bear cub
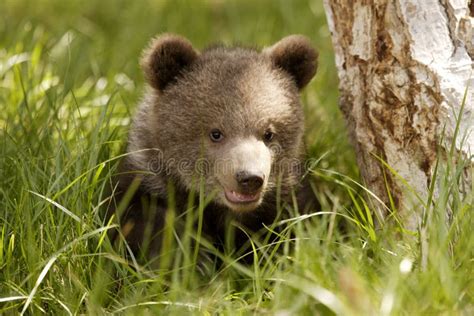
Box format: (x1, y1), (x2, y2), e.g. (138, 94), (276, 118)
(109, 34), (319, 263)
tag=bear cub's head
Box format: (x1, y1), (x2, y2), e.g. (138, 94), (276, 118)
(130, 34), (318, 212)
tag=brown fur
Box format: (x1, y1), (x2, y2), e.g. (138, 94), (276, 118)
(141, 34), (198, 91)
(108, 34), (319, 262)
(264, 35), (318, 89)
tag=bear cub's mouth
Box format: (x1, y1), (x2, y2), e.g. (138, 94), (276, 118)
(224, 189), (261, 205)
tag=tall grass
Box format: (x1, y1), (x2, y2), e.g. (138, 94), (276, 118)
(1, 0), (472, 314)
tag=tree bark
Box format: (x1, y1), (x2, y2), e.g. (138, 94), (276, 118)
(323, 0), (473, 228)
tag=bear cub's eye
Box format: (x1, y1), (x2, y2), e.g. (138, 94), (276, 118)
(210, 129), (224, 142)
(263, 130), (275, 142)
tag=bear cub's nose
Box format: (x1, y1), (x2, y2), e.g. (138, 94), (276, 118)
(236, 170), (264, 194)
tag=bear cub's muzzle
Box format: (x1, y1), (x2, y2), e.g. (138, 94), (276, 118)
(217, 138), (272, 211)
(236, 170), (264, 194)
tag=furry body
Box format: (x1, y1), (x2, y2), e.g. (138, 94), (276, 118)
(109, 34), (319, 260)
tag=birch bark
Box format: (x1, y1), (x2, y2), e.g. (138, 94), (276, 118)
(323, 1), (473, 227)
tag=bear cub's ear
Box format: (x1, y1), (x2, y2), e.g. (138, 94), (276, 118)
(265, 35), (318, 90)
(141, 34), (199, 91)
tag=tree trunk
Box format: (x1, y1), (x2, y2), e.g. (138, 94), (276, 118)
(323, 1), (473, 228)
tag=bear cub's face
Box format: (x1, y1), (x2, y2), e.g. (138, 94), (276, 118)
(138, 34), (318, 212)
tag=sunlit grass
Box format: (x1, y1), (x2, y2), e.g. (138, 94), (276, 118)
(1, 0), (473, 314)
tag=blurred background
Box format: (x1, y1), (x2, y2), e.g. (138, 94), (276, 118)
(1, 0), (356, 176)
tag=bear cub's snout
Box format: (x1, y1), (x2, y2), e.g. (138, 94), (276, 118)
(236, 170), (264, 193)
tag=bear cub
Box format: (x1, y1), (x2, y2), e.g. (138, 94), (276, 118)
(109, 34), (319, 262)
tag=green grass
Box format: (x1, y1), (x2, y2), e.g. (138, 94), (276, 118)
(1, 0), (472, 314)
